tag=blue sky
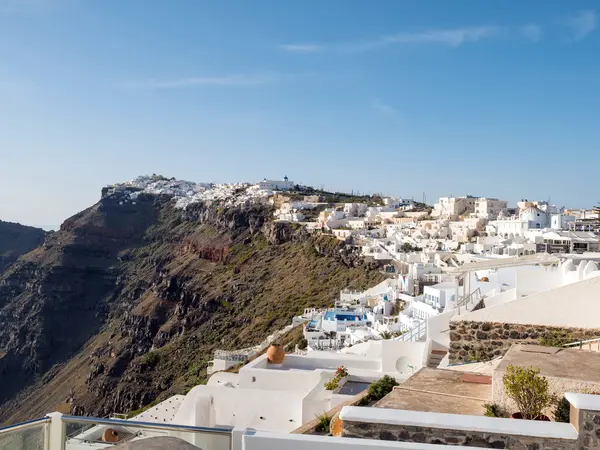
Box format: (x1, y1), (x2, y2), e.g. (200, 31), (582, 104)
(1, 0), (599, 228)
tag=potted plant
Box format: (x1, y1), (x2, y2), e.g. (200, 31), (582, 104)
(502, 365), (556, 420)
(325, 366), (349, 391)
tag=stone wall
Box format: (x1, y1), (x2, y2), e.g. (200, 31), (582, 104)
(343, 420), (575, 449)
(580, 410), (600, 448)
(449, 321), (600, 364)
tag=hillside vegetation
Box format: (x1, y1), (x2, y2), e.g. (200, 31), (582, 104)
(0, 192), (385, 422)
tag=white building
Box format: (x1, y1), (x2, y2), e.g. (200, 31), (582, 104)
(551, 213), (576, 230)
(343, 203), (368, 216)
(432, 196), (477, 218)
(473, 198), (508, 220)
(258, 176), (294, 191)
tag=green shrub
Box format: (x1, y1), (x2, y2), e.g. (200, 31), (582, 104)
(325, 366), (349, 390)
(315, 413), (331, 433)
(554, 396), (570, 423)
(298, 337), (308, 350)
(538, 330), (573, 348)
(356, 394), (371, 406)
(324, 378), (340, 391)
(141, 351), (160, 367)
(502, 365), (557, 420)
(380, 331), (393, 340)
(483, 402), (508, 418)
(366, 375), (398, 402)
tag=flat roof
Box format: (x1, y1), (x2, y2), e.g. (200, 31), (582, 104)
(374, 368), (492, 416)
(452, 276), (600, 328)
(496, 345), (600, 383)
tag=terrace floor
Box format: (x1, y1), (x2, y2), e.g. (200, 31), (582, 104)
(496, 344), (600, 382)
(375, 368), (492, 416)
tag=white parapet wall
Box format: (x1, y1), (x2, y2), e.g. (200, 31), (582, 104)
(339, 406), (579, 448)
(241, 431), (490, 450)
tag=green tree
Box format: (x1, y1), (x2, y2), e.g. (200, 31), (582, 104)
(503, 365), (557, 420)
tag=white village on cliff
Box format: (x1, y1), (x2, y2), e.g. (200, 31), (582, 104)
(4, 175), (600, 450)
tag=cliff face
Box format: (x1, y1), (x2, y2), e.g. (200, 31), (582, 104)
(0, 220), (45, 273)
(0, 191), (385, 422)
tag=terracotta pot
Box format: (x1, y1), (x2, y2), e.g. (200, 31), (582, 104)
(101, 429), (119, 443)
(510, 412), (551, 421)
(330, 411), (343, 437)
(267, 344), (285, 364)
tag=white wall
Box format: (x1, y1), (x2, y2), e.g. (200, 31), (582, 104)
(427, 309), (457, 346)
(239, 364), (323, 392)
(174, 385), (306, 432)
(482, 288), (517, 308)
(242, 432), (479, 450)
(381, 340), (429, 374)
(515, 266), (562, 296)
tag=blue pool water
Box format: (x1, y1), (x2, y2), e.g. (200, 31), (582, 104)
(324, 311), (366, 321)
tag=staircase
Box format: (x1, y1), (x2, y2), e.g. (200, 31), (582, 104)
(427, 349), (448, 368)
(454, 288), (482, 315)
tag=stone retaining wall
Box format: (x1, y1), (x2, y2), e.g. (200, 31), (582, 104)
(580, 410), (600, 448)
(449, 321), (600, 364)
(342, 420), (575, 449)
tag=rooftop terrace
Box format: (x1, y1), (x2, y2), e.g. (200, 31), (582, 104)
(374, 368), (492, 416)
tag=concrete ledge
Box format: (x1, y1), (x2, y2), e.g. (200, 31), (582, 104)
(565, 392), (600, 411)
(339, 407), (579, 441)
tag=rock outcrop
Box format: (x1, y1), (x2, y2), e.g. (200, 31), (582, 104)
(0, 220), (45, 273)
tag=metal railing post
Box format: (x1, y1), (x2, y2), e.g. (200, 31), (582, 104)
(46, 412), (65, 450)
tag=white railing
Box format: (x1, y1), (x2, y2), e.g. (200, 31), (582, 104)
(563, 337), (600, 352)
(0, 413), (235, 450)
(455, 287), (482, 315)
(394, 320), (427, 342)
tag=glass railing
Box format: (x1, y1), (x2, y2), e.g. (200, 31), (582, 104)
(0, 414), (233, 450)
(61, 415), (233, 450)
(0, 417), (49, 450)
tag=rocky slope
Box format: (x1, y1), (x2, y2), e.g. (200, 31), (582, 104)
(0, 187), (385, 423)
(0, 220), (45, 273)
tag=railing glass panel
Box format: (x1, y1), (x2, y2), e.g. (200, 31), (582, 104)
(0, 418), (48, 450)
(62, 416), (232, 450)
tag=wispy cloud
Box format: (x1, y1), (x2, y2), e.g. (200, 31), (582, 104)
(281, 25), (503, 54)
(278, 44), (323, 53)
(379, 26), (500, 48)
(519, 23), (542, 42)
(370, 98), (401, 121)
(122, 73), (283, 90)
(566, 10), (597, 41)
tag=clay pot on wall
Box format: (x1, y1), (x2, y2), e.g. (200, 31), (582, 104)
(101, 429), (120, 442)
(267, 344), (285, 364)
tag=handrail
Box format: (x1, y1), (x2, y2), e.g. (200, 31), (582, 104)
(563, 337), (600, 348)
(0, 416), (49, 434)
(61, 415), (234, 436)
(456, 288), (481, 309)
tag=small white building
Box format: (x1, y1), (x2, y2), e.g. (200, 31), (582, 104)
(258, 176), (294, 191)
(473, 198), (508, 220)
(433, 196), (477, 218)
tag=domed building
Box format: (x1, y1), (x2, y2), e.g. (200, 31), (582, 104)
(519, 206), (549, 229)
